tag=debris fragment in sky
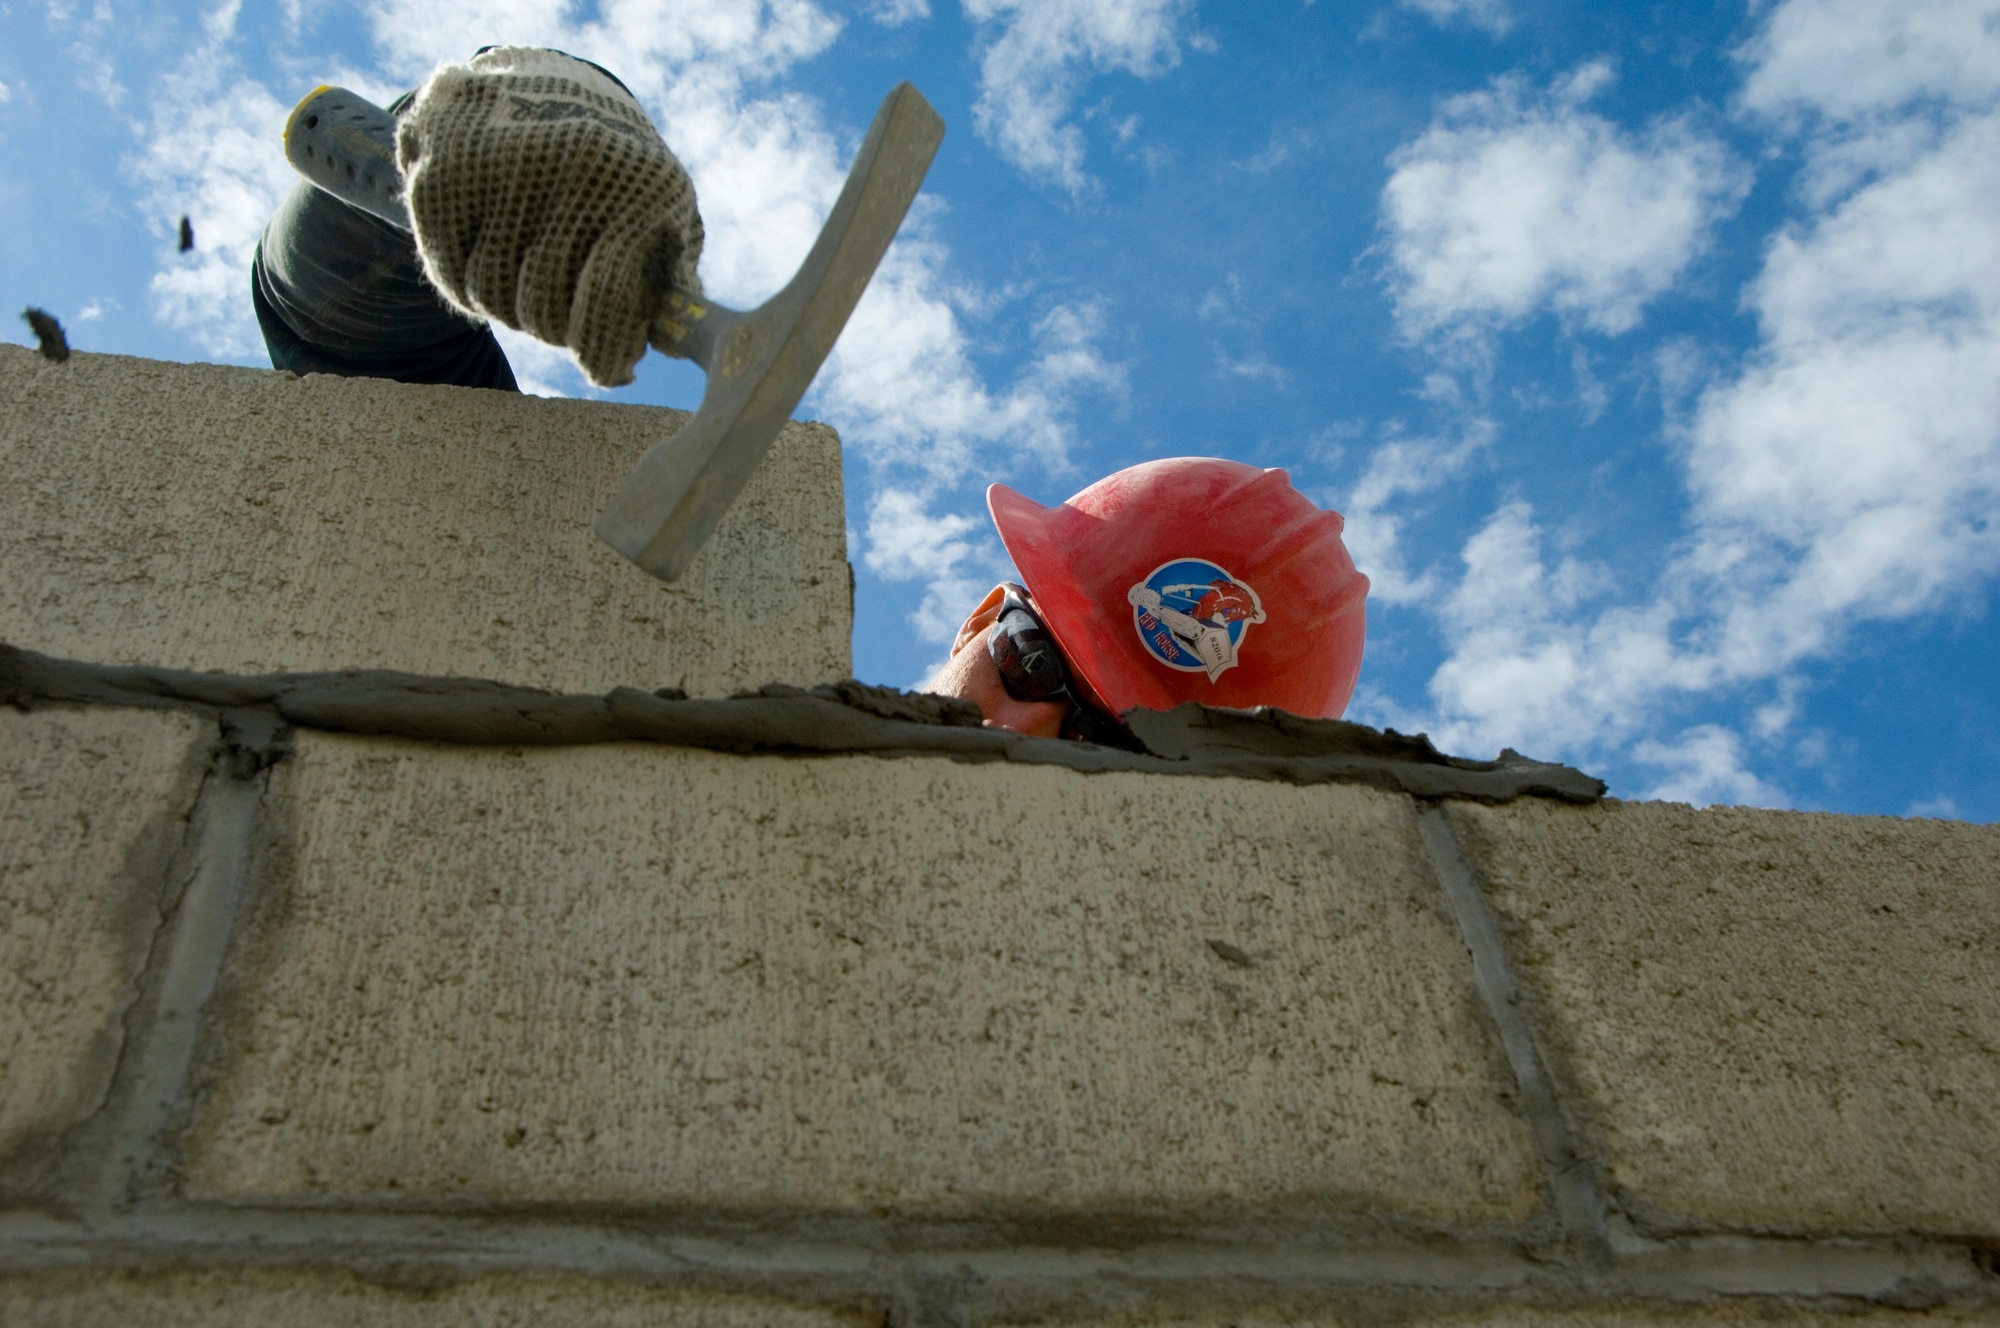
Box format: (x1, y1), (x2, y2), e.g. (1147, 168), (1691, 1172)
(21, 307), (70, 362)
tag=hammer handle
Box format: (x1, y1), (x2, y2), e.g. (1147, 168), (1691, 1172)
(283, 86), (412, 230)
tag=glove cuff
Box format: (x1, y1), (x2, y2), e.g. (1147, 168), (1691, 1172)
(463, 46), (642, 113)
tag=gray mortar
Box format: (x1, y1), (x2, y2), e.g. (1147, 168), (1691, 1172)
(1, 644), (1604, 803)
(1417, 805), (1610, 1264)
(102, 764), (269, 1209)
(43, 715), (284, 1219)
(0, 1205), (1992, 1322)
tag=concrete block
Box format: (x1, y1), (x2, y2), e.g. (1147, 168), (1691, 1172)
(0, 1268), (872, 1327)
(181, 734), (1537, 1224)
(0, 706), (213, 1175)
(0, 345), (848, 695)
(1446, 798), (2000, 1237)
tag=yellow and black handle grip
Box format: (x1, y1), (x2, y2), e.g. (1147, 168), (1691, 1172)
(283, 85), (410, 230)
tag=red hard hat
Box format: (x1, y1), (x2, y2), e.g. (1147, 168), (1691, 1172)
(988, 458), (1369, 721)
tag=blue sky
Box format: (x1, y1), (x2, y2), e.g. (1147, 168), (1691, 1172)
(4, 0), (1998, 819)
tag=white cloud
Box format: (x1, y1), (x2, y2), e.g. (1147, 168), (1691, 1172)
(49, 0), (128, 108)
(1333, 419), (1492, 606)
(1199, 271), (1289, 385)
(489, 325), (593, 399)
(1906, 793), (1963, 820)
(1196, 272), (1251, 328)
(0, 80), (12, 105)
(1739, 0), (2000, 126)
(870, 0), (932, 25)
(356, 0), (844, 88)
(864, 487), (980, 582)
(862, 487), (1004, 644)
(1380, 61), (1749, 341)
(964, 0), (1195, 195)
(821, 257), (1123, 480)
(1238, 125), (1310, 174)
(826, 289), (1122, 637)
(1401, 0), (2000, 790)
(133, 4), (298, 359)
(1422, 501), (1651, 755)
(1215, 350), (1288, 385)
(1634, 725), (1789, 807)
(1683, 107), (2000, 674)
(1570, 344), (1610, 423)
(1400, 0), (1512, 38)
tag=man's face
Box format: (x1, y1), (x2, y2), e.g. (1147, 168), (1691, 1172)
(924, 583), (1073, 738)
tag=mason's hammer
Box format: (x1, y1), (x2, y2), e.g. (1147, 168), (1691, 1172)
(284, 81), (943, 582)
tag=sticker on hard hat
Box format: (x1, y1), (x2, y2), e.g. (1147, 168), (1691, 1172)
(1126, 559), (1268, 682)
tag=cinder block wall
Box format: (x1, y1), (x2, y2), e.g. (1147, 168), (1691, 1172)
(3, 349), (1998, 1326)
(0, 345), (850, 696)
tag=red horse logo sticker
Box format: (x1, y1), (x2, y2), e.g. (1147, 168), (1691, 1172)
(1127, 558), (1267, 681)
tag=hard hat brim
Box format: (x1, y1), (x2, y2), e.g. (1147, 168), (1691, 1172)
(987, 482), (1178, 720)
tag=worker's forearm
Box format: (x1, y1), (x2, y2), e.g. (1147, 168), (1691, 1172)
(252, 173), (516, 390)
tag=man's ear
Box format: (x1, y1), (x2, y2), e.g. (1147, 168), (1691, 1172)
(951, 584), (1010, 656)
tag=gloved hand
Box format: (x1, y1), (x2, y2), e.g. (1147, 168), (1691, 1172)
(395, 47), (704, 388)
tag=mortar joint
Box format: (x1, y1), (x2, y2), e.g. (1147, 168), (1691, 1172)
(219, 707), (289, 777)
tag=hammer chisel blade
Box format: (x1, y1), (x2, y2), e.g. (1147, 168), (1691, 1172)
(595, 83), (945, 582)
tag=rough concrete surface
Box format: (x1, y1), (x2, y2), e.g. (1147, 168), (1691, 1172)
(180, 733), (1537, 1224)
(1446, 799), (2000, 1238)
(0, 706), (213, 1175)
(0, 1267), (874, 1327)
(0, 345), (848, 696)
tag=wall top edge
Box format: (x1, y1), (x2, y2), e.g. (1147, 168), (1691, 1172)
(1, 643), (1603, 803)
(0, 342), (842, 430)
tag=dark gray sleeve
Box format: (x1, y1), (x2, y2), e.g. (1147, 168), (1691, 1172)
(252, 178), (519, 392)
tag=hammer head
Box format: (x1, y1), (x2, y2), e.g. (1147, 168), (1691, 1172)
(594, 83), (945, 582)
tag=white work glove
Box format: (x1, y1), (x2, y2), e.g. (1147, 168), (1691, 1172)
(396, 47), (705, 388)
